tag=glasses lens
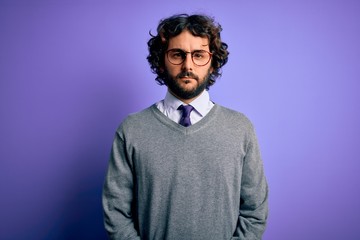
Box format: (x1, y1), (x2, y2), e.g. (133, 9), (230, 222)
(167, 50), (184, 65)
(192, 50), (211, 66)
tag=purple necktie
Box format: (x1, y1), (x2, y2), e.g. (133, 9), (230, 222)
(178, 105), (194, 127)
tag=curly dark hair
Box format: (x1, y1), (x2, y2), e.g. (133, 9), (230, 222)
(147, 13), (229, 89)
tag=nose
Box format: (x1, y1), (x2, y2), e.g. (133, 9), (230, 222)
(181, 52), (194, 71)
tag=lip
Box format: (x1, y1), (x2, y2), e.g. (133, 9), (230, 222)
(179, 76), (194, 80)
(180, 78), (195, 84)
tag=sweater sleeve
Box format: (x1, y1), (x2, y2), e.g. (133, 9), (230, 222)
(102, 131), (140, 240)
(233, 126), (269, 240)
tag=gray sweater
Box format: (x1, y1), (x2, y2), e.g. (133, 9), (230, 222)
(103, 104), (268, 240)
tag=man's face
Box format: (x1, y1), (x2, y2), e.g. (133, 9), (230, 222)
(164, 30), (213, 102)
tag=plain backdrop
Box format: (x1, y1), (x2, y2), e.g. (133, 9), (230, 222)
(1, 0), (359, 239)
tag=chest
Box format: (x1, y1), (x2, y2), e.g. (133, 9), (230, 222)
(128, 127), (247, 189)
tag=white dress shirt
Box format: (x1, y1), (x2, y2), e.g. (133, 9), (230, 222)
(156, 90), (214, 125)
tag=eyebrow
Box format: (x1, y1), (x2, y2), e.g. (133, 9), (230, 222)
(169, 48), (208, 52)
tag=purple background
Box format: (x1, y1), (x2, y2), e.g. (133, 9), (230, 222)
(1, 0), (359, 239)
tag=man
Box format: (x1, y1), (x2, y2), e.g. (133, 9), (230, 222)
(103, 14), (268, 240)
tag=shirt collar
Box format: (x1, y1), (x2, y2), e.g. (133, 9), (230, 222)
(163, 90), (211, 117)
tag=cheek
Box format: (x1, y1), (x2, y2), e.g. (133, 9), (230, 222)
(165, 63), (181, 76)
(200, 67), (212, 79)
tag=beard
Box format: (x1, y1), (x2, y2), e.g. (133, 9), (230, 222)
(164, 70), (211, 100)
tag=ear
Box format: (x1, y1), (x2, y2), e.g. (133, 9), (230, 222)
(159, 32), (167, 43)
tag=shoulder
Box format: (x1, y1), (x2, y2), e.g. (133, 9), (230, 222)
(116, 105), (156, 133)
(215, 104), (254, 129)
(214, 105), (259, 146)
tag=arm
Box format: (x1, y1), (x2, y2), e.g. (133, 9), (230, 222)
(233, 128), (269, 239)
(102, 132), (140, 240)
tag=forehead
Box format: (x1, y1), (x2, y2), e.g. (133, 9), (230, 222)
(167, 30), (209, 50)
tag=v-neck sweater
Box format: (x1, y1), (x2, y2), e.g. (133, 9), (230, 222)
(103, 104), (268, 240)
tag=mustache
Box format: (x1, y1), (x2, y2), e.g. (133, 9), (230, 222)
(176, 71), (199, 80)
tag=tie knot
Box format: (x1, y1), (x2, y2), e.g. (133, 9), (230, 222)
(178, 104), (194, 116)
(178, 105), (194, 127)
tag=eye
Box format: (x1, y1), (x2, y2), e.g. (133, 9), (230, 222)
(192, 51), (206, 59)
(169, 50), (184, 59)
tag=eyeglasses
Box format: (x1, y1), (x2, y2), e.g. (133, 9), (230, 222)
(166, 49), (212, 66)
